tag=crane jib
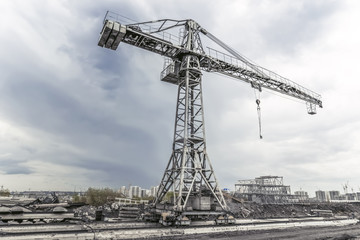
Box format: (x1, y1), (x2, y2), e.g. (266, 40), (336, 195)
(98, 18), (322, 114)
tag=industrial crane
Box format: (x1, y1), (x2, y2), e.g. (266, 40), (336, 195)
(98, 11), (322, 224)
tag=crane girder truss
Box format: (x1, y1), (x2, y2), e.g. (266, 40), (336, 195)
(98, 12), (323, 213)
(98, 15), (322, 112)
(156, 55), (227, 211)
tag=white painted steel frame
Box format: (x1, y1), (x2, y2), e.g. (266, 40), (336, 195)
(155, 54), (227, 211)
(98, 12), (323, 213)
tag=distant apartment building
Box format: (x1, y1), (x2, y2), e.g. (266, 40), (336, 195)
(356, 192), (360, 200)
(141, 189), (148, 198)
(293, 190), (309, 202)
(329, 191), (340, 200)
(119, 186), (127, 197)
(150, 186), (159, 197)
(315, 190), (327, 202)
(129, 186), (141, 198)
(315, 190), (349, 202)
(346, 193), (357, 201)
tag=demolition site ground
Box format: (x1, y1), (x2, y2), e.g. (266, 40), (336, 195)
(2, 194), (360, 239)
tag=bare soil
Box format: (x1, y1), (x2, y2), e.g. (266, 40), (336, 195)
(145, 224), (360, 240)
(173, 224), (360, 240)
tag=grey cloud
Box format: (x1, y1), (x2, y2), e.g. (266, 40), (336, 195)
(70, 157), (156, 187)
(259, 1), (341, 54)
(0, 65), (165, 183)
(0, 159), (33, 175)
(1, 0), (358, 195)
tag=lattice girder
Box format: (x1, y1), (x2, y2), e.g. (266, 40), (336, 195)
(155, 55), (227, 211)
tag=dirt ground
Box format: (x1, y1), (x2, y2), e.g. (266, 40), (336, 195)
(194, 200), (360, 240)
(180, 224), (360, 240)
(148, 224), (360, 240)
(185, 200), (360, 240)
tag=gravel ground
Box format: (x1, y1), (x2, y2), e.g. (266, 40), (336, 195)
(153, 224), (360, 240)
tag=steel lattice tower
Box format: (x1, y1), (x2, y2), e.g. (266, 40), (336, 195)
(155, 21), (227, 211)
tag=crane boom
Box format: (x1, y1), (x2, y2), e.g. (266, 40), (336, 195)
(98, 16), (322, 113)
(201, 31), (322, 109)
(199, 50), (322, 109)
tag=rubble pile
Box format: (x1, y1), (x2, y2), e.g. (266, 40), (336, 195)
(226, 198), (360, 219)
(72, 198), (360, 221)
(4, 191), (360, 225)
(73, 203), (118, 221)
(74, 205), (97, 221)
(119, 205), (140, 221)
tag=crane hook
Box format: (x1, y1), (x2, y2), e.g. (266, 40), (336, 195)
(256, 98), (263, 139)
(252, 83), (263, 139)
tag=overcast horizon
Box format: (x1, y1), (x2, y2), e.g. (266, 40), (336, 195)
(1, 0), (360, 198)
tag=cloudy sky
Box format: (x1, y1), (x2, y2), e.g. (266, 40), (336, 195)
(1, 0), (359, 196)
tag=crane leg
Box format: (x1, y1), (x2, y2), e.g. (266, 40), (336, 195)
(155, 55), (227, 213)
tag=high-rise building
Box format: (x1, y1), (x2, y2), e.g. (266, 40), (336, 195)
(315, 190), (327, 202)
(356, 192), (360, 201)
(329, 191), (340, 200)
(346, 193), (356, 201)
(129, 186), (141, 198)
(141, 189), (148, 198)
(150, 186), (159, 197)
(293, 190), (309, 202)
(119, 186), (127, 197)
(294, 191), (308, 197)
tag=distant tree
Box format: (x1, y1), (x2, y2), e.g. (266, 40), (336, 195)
(72, 194), (86, 203)
(141, 196), (155, 201)
(84, 187), (123, 206)
(0, 186), (10, 197)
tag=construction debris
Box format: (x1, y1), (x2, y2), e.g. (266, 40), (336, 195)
(225, 196), (360, 219)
